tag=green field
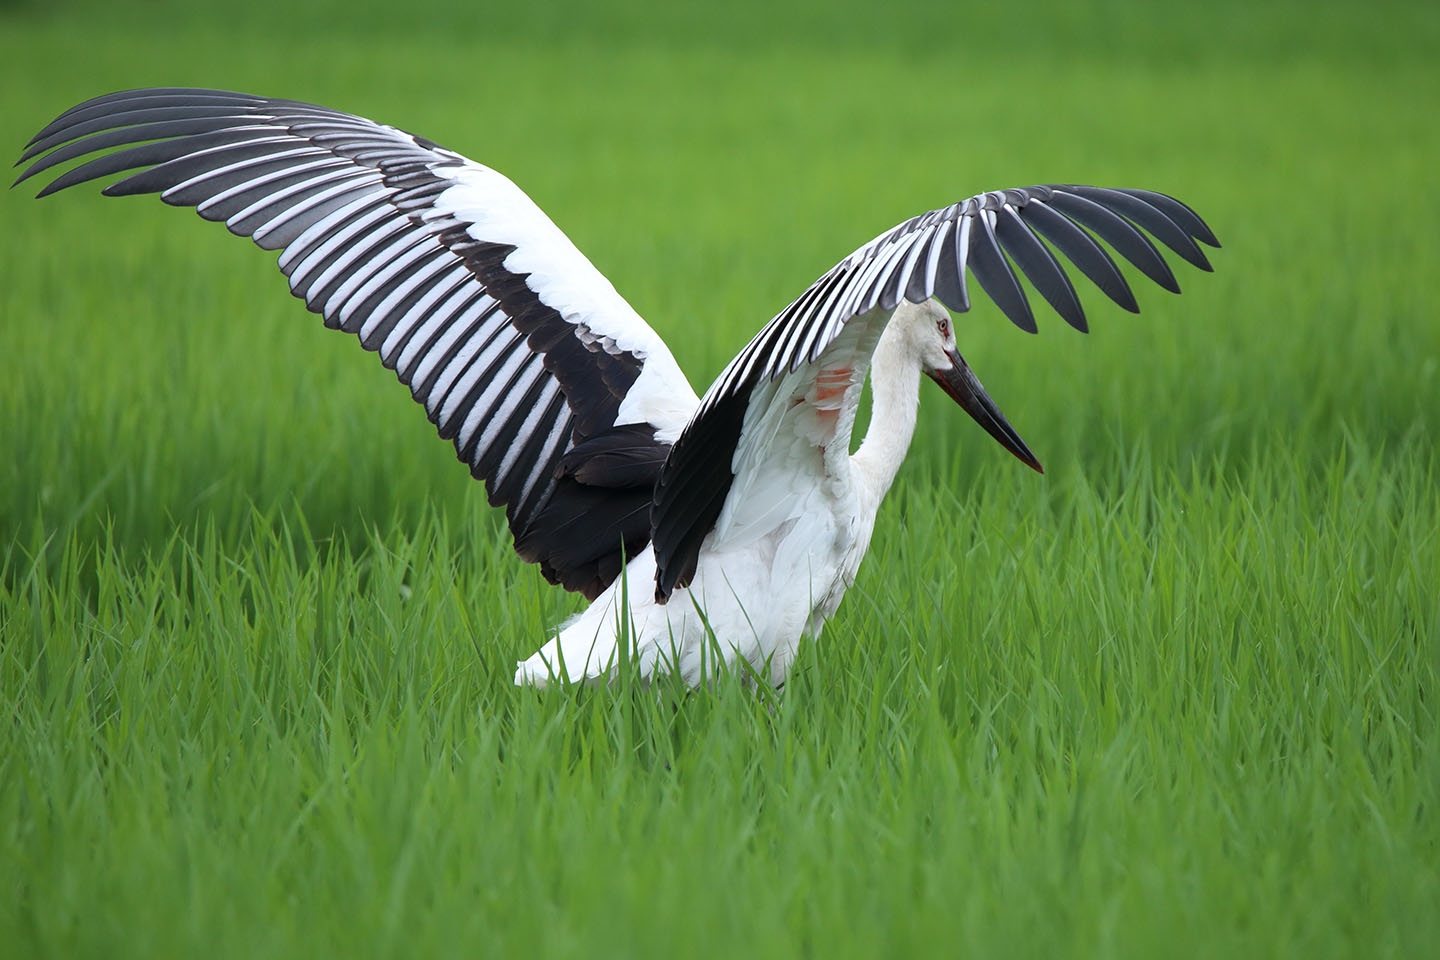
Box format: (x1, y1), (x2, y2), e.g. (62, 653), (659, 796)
(2, 0), (1437, 956)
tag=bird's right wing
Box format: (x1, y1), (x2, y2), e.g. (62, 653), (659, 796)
(16, 87), (700, 599)
(650, 185), (1220, 600)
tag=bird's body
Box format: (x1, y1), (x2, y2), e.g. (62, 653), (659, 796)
(15, 88), (1219, 688)
(521, 307), (902, 685)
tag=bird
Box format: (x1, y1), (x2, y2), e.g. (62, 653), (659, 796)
(15, 87), (1219, 688)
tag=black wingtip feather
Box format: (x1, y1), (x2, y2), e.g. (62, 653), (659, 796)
(1015, 199), (1138, 313)
(29, 91), (266, 147)
(1067, 185), (1212, 272)
(967, 213), (1037, 334)
(1047, 189), (1181, 294)
(1114, 187), (1221, 248)
(994, 205), (1088, 333)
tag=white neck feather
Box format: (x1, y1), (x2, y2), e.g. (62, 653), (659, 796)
(849, 322), (922, 511)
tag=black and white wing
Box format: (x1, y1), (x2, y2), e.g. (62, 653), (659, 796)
(651, 184), (1220, 600)
(16, 87), (699, 599)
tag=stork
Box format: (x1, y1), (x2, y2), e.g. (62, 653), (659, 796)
(15, 88), (1219, 688)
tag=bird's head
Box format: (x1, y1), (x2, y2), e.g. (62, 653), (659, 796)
(897, 298), (1044, 474)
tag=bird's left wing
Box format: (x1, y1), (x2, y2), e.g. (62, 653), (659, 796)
(651, 185), (1220, 600)
(16, 88), (699, 599)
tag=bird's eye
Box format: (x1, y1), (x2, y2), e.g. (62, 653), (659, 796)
(937, 318), (949, 337)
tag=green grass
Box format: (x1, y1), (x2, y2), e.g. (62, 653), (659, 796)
(2, 0), (1437, 956)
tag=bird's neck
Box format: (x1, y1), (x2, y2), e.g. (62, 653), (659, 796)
(850, 329), (921, 510)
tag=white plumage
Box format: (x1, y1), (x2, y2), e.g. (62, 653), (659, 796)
(519, 300), (938, 686)
(16, 88), (1219, 688)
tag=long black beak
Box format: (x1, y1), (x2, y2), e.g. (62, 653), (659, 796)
(927, 349), (1043, 474)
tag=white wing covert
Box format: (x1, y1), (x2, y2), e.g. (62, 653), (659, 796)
(17, 87), (699, 599)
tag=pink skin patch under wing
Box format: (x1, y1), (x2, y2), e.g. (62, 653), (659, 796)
(810, 366), (854, 431)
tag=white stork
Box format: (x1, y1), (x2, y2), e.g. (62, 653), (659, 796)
(16, 88), (1219, 688)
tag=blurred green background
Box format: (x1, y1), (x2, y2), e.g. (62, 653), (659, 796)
(2, 1), (1436, 958)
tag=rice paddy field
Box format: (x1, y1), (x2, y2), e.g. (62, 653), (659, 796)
(1, 0), (1437, 956)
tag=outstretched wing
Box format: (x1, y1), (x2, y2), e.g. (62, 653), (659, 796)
(651, 184), (1220, 600)
(16, 87), (700, 600)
